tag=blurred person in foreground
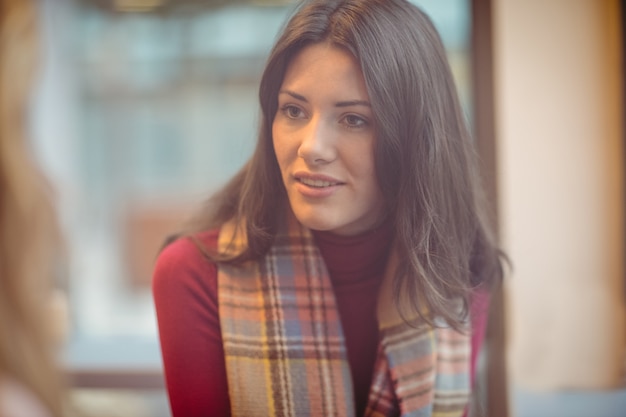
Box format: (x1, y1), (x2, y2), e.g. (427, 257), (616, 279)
(0, 0), (66, 416)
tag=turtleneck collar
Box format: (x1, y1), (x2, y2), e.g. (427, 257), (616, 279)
(312, 220), (394, 288)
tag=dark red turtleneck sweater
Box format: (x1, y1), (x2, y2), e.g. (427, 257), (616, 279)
(152, 226), (489, 417)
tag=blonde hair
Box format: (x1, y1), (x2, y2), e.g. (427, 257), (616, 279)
(0, 0), (65, 415)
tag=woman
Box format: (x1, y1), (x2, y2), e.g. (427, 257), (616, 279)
(153, 0), (503, 416)
(0, 0), (66, 416)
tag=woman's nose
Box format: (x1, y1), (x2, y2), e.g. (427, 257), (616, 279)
(297, 117), (337, 165)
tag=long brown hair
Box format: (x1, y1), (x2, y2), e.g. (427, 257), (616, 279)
(188, 0), (504, 329)
(0, 0), (65, 415)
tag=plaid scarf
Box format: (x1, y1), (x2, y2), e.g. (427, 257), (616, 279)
(218, 214), (470, 417)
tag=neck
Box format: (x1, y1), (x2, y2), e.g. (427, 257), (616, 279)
(312, 219), (394, 286)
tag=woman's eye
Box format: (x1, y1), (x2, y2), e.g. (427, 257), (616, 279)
(281, 105), (304, 119)
(343, 114), (368, 128)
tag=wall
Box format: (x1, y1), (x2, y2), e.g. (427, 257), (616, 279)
(492, 0), (625, 392)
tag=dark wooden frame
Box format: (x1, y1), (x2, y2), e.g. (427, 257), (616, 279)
(67, 369), (165, 390)
(471, 0), (509, 416)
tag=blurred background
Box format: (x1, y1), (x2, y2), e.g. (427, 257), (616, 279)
(26, 0), (626, 416)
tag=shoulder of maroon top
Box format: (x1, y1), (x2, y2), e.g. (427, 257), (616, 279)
(156, 229), (219, 264)
(152, 228), (232, 416)
(152, 229), (220, 291)
(470, 287), (491, 317)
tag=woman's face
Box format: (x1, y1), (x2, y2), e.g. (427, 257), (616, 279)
(272, 42), (385, 236)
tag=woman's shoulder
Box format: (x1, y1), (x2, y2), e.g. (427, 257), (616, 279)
(152, 229), (220, 295)
(0, 377), (51, 417)
(157, 230), (219, 265)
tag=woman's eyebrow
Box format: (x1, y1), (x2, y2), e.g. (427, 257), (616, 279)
(335, 99), (371, 108)
(278, 90), (307, 102)
(278, 90), (371, 108)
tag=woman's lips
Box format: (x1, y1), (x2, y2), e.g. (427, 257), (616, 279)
(293, 172), (343, 197)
